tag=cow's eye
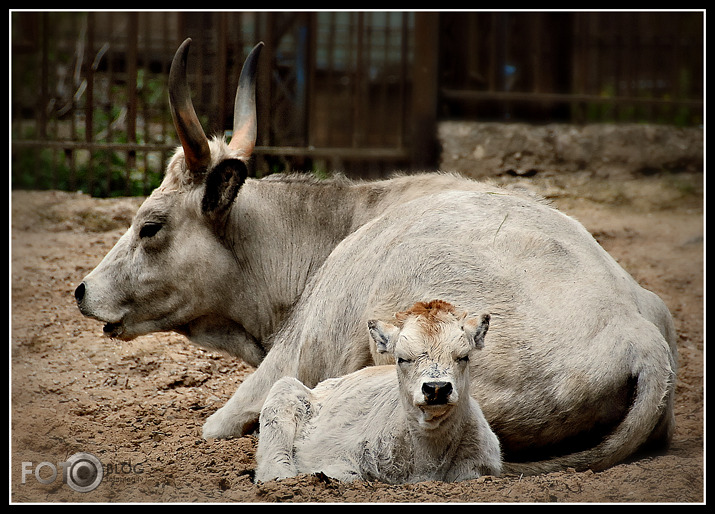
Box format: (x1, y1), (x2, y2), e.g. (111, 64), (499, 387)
(397, 357), (413, 365)
(139, 222), (163, 238)
(456, 355), (470, 363)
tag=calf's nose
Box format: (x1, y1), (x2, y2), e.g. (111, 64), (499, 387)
(422, 381), (453, 405)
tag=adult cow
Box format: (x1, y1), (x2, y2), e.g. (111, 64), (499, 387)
(75, 39), (677, 474)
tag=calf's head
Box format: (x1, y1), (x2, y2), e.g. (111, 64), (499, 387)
(75, 39), (265, 362)
(368, 300), (490, 429)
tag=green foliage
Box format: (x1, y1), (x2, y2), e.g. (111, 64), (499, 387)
(11, 145), (164, 198)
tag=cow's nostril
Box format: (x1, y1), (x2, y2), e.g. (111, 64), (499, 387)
(422, 381), (453, 404)
(74, 282), (86, 303)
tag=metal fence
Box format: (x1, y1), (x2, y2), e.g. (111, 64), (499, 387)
(439, 12), (704, 125)
(11, 11), (703, 197)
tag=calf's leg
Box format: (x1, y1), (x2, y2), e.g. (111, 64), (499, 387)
(254, 377), (313, 482)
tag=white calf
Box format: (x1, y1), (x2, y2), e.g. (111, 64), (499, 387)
(255, 300), (502, 484)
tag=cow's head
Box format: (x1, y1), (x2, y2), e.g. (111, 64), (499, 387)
(368, 300), (490, 430)
(75, 39), (266, 365)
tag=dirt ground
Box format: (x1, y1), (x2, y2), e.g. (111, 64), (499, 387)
(10, 170), (704, 503)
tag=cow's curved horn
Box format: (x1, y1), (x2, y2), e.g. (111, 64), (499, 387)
(228, 42), (263, 155)
(169, 38), (211, 174)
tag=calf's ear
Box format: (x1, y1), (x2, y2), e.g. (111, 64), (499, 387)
(463, 313), (490, 350)
(368, 320), (400, 354)
(202, 158), (248, 224)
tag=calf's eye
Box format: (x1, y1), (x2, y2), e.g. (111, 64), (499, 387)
(456, 355), (470, 363)
(139, 222), (163, 238)
(397, 357), (413, 365)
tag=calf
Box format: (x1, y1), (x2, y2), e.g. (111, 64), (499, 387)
(255, 300), (501, 484)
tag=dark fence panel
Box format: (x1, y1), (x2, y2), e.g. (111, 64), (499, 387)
(11, 11), (703, 197)
(439, 12), (703, 125)
(13, 12), (180, 196)
(253, 12), (416, 178)
(11, 11), (416, 194)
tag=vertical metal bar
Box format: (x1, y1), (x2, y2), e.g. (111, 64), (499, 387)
(593, 14), (606, 121)
(306, 12), (317, 149)
(410, 13), (439, 170)
(488, 12), (498, 94)
(38, 11), (49, 189)
(621, 13), (635, 121)
(126, 12), (138, 195)
(610, 14), (622, 121)
(397, 12), (409, 150)
(325, 12), (337, 148)
(141, 13), (151, 194)
(160, 13), (171, 183)
(193, 16), (205, 131)
(295, 12), (309, 148)
(39, 13), (48, 142)
(103, 13), (114, 195)
(531, 14), (543, 95)
(363, 12), (373, 147)
(380, 13), (391, 146)
(591, 14), (602, 120)
(641, 13), (655, 122)
(255, 12), (273, 176)
(570, 13), (583, 123)
(217, 14), (228, 137)
(352, 12), (364, 148)
(85, 12), (96, 195)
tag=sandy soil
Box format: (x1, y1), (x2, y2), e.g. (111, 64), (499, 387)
(10, 171), (704, 503)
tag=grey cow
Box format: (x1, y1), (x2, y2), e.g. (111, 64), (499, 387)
(76, 38), (677, 474)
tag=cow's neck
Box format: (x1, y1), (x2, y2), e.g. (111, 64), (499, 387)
(225, 176), (368, 342)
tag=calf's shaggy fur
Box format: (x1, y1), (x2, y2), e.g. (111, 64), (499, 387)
(255, 300), (501, 483)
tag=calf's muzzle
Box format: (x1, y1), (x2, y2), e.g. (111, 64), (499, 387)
(422, 381), (453, 405)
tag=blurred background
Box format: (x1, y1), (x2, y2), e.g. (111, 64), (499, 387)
(11, 11), (704, 197)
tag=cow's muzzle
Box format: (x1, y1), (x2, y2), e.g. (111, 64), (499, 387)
(74, 282), (86, 304)
(74, 281), (125, 338)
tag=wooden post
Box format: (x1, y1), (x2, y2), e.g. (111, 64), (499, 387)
(410, 13), (440, 171)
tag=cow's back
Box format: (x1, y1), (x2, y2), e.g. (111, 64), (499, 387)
(286, 189), (675, 458)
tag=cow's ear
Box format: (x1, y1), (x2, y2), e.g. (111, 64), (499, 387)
(368, 320), (400, 354)
(463, 313), (490, 350)
(202, 158), (248, 223)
